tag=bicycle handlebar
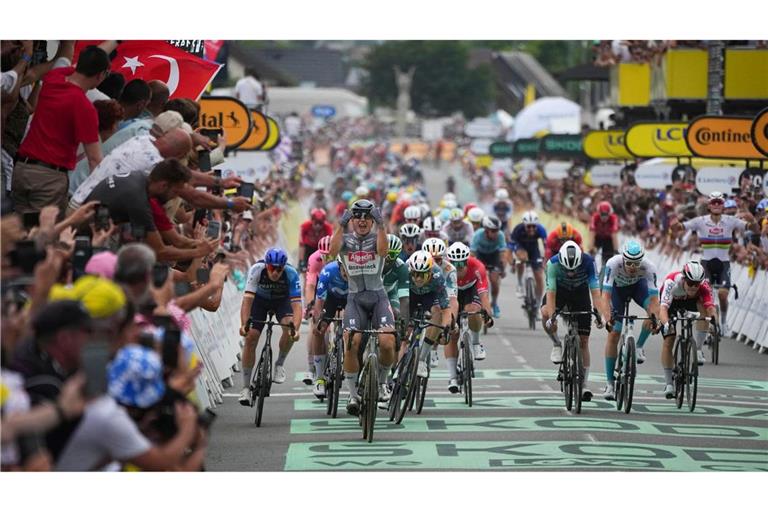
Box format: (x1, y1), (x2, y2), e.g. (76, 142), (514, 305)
(547, 309), (602, 330)
(711, 283), (739, 300)
(246, 318), (296, 337)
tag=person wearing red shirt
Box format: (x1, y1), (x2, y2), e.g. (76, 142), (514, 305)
(589, 201), (619, 265)
(545, 222), (583, 259)
(298, 209), (333, 272)
(388, 198), (412, 233)
(12, 46), (110, 216)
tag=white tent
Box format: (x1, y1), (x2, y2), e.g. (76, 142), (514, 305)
(511, 97), (581, 140)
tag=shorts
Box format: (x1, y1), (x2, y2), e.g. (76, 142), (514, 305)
(702, 259), (731, 288)
(665, 297), (701, 336)
(249, 294), (294, 327)
(344, 290), (395, 332)
(595, 237), (615, 261)
(457, 284), (482, 310)
(542, 285), (592, 336)
(476, 251), (502, 273)
(409, 290), (440, 317)
(300, 245), (315, 270)
(609, 280), (656, 331)
(320, 293), (347, 321)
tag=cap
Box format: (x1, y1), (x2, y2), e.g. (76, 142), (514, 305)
(49, 275), (127, 320)
(84, 251), (118, 280)
(32, 300), (92, 338)
(153, 111), (184, 134)
(108, 344), (166, 408)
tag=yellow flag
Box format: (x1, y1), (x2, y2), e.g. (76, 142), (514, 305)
(525, 84), (536, 106)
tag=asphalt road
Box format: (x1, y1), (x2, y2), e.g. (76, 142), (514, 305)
(206, 162), (768, 472)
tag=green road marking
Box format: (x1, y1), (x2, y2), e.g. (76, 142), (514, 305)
(289, 415), (768, 439)
(284, 441), (768, 471)
(293, 397), (768, 418)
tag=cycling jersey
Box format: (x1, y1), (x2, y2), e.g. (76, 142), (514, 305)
(682, 215), (748, 261)
(602, 254), (658, 292)
(471, 227), (507, 255)
(436, 259), (458, 298)
(659, 271), (715, 309)
(456, 256), (489, 293)
(245, 262), (302, 301)
(492, 199), (514, 226)
(590, 213), (619, 238)
(441, 221), (474, 245)
(544, 228), (584, 260)
(299, 220), (333, 249)
(545, 253), (599, 292)
(305, 250), (325, 288)
(338, 232), (385, 293)
(410, 266), (450, 309)
(508, 223), (547, 261)
(383, 258), (410, 305)
(316, 261), (348, 300)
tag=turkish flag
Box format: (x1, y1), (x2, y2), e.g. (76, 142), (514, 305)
(74, 40), (222, 100)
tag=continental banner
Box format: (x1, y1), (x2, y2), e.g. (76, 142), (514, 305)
(625, 122), (691, 158)
(750, 108), (768, 158)
(199, 97), (252, 149)
(685, 116), (765, 160)
(583, 130), (632, 160)
(539, 134), (584, 159)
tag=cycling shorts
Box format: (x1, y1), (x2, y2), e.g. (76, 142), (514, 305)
(610, 280), (655, 332)
(542, 284), (592, 336)
(320, 293), (347, 322)
(250, 295), (293, 327)
(476, 251), (503, 273)
(702, 259), (731, 288)
(595, 237), (615, 261)
(457, 283), (482, 310)
(344, 289), (395, 332)
(409, 290), (441, 317)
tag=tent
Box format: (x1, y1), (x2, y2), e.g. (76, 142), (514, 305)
(511, 97), (581, 140)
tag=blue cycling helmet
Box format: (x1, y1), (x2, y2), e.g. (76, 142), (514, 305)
(108, 345), (165, 408)
(341, 191), (354, 202)
(621, 239), (645, 262)
(264, 247), (288, 267)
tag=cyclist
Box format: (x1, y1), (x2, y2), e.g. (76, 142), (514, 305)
(382, 235), (411, 359)
(589, 201), (619, 268)
(399, 223), (422, 262)
(446, 242), (494, 391)
(308, 182), (330, 215)
(407, 251), (451, 379)
(419, 216), (444, 245)
(238, 248), (302, 405)
(471, 215), (509, 318)
(309, 257), (349, 399)
(541, 241), (602, 401)
(404, 205), (423, 227)
(599, 240), (660, 401)
(671, 191), (755, 332)
(301, 234), (332, 384)
(658, 261), (718, 397)
(545, 222), (583, 260)
(441, 208), (474, 246)
(298, 209), (333, 274)
(509, 211), (547, 309)
(328, 199), (396, 416)
(423, 237), (459, 368)
(466, 206), (486, 232)
(492, 188), (514, 235)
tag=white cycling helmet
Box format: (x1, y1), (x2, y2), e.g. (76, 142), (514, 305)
(313, 182), (325, 192)
(418, 203), (431, 217)
(522, 210), (539, 225)
(558, 240), (583, 270)
(387, 234), (403, 257)
(404, 205), (422, 222)
(682, 261), (705, 282)
(482, 216), (502, 230)
(399, 223), (422, 239)
(495, 189), (509, 201)
(422, 216), (443, 232)
(446, 242), (470, 262)
(708, 191), (725, 203)
(408, 250), (434, 272)
(449, 208), (464, 222)
(443, 199), (458, 210)
(422, 237), (447, 258)
(467, 207), (485, 224)
(355, 185), (369, 197)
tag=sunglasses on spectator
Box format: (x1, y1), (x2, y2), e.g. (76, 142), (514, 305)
(267, 264), (284, 273)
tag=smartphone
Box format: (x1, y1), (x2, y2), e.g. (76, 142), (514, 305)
(152, 314), (174, 330)
(22, 212), (40, 230)
(152, 263), (169, 288)
(174, 281), (192, 297)
(95, 205), (111, 231)
(11, 240), (45, 274)
(193, 208), (207, 229)
(196, 267), (210, 284)
(198, 150), (211, 172)
(81, 340), (110, 398)
(131, 224), (146, 241)
(199, 128), (223, 142)
(162, 326), (182, 370)
(206, 220), (221, 240)
(72, 236), (92, 277)
(238, 182), (255, 203)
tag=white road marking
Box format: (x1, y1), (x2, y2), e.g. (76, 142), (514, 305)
(515, 356), (526, 364)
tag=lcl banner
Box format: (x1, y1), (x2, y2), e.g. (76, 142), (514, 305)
(750, 108), (768, 158)
(685, 116), (765, 160)
(625, 122), (692, 158)
(583, 130), (632, 160)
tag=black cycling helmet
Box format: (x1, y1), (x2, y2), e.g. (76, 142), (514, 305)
(351, 199), (375, 217)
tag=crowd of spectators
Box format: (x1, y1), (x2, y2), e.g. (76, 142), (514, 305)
(593, 40), (768, 67)
(0, 40), (302, 471)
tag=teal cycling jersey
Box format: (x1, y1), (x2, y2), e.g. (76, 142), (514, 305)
(410, 265), (450, 309)
(471, 228), (507, 255)
(545, 253), (599, 292)
(383, 258), (410, 303)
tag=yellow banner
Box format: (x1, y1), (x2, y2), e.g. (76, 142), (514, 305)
(583, 130), (632, 160)
(237, 111), (270, 151)
(259, 116), (281, 151)
(750, 108), (768, 158)
(686, 116), (765, 160)
(625, 122), (691, 158)
(198, 97), (252, 149)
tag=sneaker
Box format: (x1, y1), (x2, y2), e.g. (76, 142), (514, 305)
(313, 379), (326, 399)
(238, 387), (252, 406)
(603, 383), (615, 401)
(550, 345), (563, 364)
(515, 284), (523, 298)
(721, 321), (730, 336)
(302, 371), (314, 385)
(273, 365), (287, 384)
(664, 384), (675, 399)
(417, 360), (429, 378)
(430, 349), (439, 368)
(378, 384), (391, 402)
(346, 395), (360, 417)
(636, 347), (646, 364)
(697, 350), (706, 366)
(473, 344), (487, 361)
(492, 303), (501, 318)
(582, 388), (593, 402)
(448, 379), (460, 394)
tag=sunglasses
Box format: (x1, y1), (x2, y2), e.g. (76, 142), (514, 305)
(709, 200), (724, 206)
(410, 271), (430, 279)
(352, 212), (372, 220)
(624, 260), (641, 268)
(453, 261), (467, 268)
(684, 278), (701, 287)
(266, 264), (284, 273)
(487, 229), (500, 234)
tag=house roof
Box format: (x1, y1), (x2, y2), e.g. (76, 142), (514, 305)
(229, 43), (348, 88)
(557, 62), (610, 82)
(495, 51), (566, 97)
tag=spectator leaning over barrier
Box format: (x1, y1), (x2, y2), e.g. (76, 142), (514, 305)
(11, 45), (110, 217)
(116, 78), (152, 130)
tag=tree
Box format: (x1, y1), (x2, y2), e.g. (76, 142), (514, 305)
(363, 41), (494, 118)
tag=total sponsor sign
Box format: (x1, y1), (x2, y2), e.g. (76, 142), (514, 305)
(695, 167), (742, 195)
(625, 122), (692, 158)
(583, 130), (632, 160)
(685, 116), (765, 160)
(635, 163), (676, 189)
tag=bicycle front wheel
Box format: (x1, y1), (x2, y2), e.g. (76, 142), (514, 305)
(711, 330), (720, 365)
(623, 338), (636, 414)
(525, 278), (536, 330)
(674, 339), (685, 410)
(364, 356), (379, 442)
(572, 338), (583, 414)
(255, 344), (272, 427)
(461, 334), (474, 407)
(615, 340), (626, 411)
(562, 340), (573, 411)
(415, 366), (429, 415)
(686, 337), (698, 412)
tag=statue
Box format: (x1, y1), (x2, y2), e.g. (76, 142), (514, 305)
(394, 66), (415, 138)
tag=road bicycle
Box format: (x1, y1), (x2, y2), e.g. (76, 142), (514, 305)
(611, 300), (655, 414)
(521, 259), (541, 330)
(317, 316), (344, 418)
(709, 283), (737, 365)
(350, 327), (383, 443)
(456, 310), (490, 407)
(670, 311), (713, 412)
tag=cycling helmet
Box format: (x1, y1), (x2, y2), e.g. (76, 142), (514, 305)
(558, 241), (582, 270)
(341, 191), (353, 202)
(483, 216), (502, 230)
(317, 235), (331, 255)
(463, 202), (478, 216)
(438, 209), (452, 223)
(621, 239), (645, 262)
(495, 189), (509, 200)
(422, 216), (443, 233)
(443, 199), (458, 210)
(597, 201), (613, 215)
(355, 185), (369, 197)
(418, 203), (431, 217)
(407, 250), (433, 273)
(554, 222), (574, 239)
(446, 242), (470, 262)
(422, 238), (447, 258)
(313, 182), (325, 192)
(443, 193), (457, 203)
(682, 261), (705, 282)
(467, 207), (485, 224)
(399, 223), (422, 239)
(264, 247), (288, 267)
(708, 191), (725, 204)
(386, 191), (398, 203)
(351, 199), (374, 216)
(386, 234), (403, 258)
(449, 208), (464, 222)
(310, 208), (327, 222)
(404, 205), (422, 222)
(521, 210), (538, 225)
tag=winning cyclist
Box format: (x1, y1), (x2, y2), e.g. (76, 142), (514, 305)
(329, 199), (396, 416)
(471, 215), (509, 318)
(238, 248), (302, 405)
(423, 237), (459, 369)
(509, 211), (547, 309)
(589, 201), (619, 268)
(545, 222), (583, 260)
(599, 240), (659, 401)
(541, 241), (602, 401)
(658, 262), (718, 397)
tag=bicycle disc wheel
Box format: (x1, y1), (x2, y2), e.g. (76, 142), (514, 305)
(573, 338), (583, 414)
(563, 341), (573, 411)
(365, 356), (378, 443)
(623, 339), (636, 414)
(615, 341), (625, 411)
(686, 338), (699, 412)
(255, 344), (272, 427)
(674, 340), (685, 410)
(525, 278), (536, 330)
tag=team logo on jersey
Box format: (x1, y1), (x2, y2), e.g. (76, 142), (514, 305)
(348, 251), (375, 265)
(709, 227), (724, 235)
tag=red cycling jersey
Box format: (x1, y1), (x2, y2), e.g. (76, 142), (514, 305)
(544, 229), (584, 259)
(659, 271), (715, 309)
(300, 220), (333, 248)
(589, 213), (619, 238)
(456, 256), (489, 294)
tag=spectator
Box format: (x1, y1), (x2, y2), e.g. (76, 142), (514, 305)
(164, 98), (198, 127)
(146, 80), (169, 117)
(116, 78), (152, 129)
(113, 243), (155, 306)
(11, 45), (110, 216)
(94, 72), (125, 101)
(234, 67), (265, 111)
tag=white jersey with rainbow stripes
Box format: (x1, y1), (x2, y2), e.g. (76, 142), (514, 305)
(683, 215), (747, 261)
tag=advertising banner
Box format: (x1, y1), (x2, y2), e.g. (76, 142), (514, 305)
(685, 116), (765, 160)
(749, 108), (768, 157)
(635, 163), (676, 189)
(543, 161), (571, 180)
(583, 130), (632, 160)
(625, 122), (691, 158)
(199, 97), (252, 149)
(589, 164), (623, 186)
(513, 138), (541, 160)
(695, 166), (742, 195)
(540, 134), (584, 159)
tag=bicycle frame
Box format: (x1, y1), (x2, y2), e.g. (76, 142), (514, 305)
(349, 327), (382, 443)
(670, 311), (711, 412)
(612, 301), (654, 414)
(549, 309), (599, 414)
(457, 310), (485, 407)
